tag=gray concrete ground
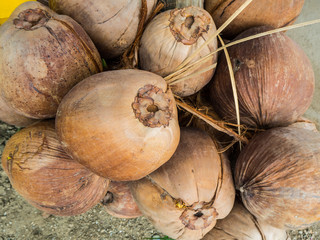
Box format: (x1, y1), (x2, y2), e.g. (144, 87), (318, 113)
(287, 0), (320, 126)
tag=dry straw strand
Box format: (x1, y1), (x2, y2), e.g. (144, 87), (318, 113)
(167, 63), (217, 85)
(122, 0), (164, 68)
(217, 139), (239, 154)
(226, 19), (320, 49)
(164, 53), (213, 81)
(174, 0), (253, 72)
(175, 100), (248, 144)
(164, 0), (253, 82)
(217, 35), (242, 148)
(169, 19), (320, 79)
(166, 3), (320, 144)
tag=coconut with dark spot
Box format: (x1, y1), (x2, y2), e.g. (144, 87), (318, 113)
(210, 26), (314, 129)
(0, 1), (102, 119)
(56, 69), (180, 181)
(139, 6), (218, 97)
(101, 181), (142, 219)
(130, 128), (235, 240)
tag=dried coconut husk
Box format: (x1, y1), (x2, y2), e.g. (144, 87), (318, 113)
(130, 128), (235, 240)
(0, 1), (102, 119)
(49, 0), (157, 59)
(0, 94), (37, 127)
(1, 121), (109, 216)
(289, 117), (318, 132)
(139, 6), (218, 97)
(176, 98), (249, 172)
(203, 199), (288, 240)
(159, 0), (255, 142)
(179, 91), (245, 150)
(235, 126), (320, 230)
(166, 2), (319, 151)
(56, 69), (180, 181)
(205, 0), (305, 39)
(184, 92), (251, 169)
(210, 26), (314, 129)
(177, 89), (249, 145)
(169, 19), (320, 136)
(101, 181), (142, 219)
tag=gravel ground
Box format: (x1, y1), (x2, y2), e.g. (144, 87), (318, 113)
(1, 121), (320, 240)
(0, 122), (160, 240)
(1, 1), (161, 238)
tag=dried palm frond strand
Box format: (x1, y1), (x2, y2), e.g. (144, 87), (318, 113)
(174, 0), (253, 72)
(167, 63), (217, 85)
(217, 35), (242, 148)
(168, 19), (320, 80)
(122, 0), (165, 68)
(167, 3), (320, 144)
(176, 99), (248, 144)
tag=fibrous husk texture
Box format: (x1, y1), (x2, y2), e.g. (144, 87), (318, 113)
(139, 6), (218, 97)
(235, 126), (320, 230)
(210, 26), (314, 129)
(49, 0), (157, 59)
(56, 69), (180, 181)
(1, 121), (109, 216)
(0, 1), (102, 119)
(205, 0), (305, 38)
(102, 181), (142, 219)
(288, 118), (318, 133)
(203, 199), (288, 240)
(130, 128), (235, 240)
(0, 94), (37, 127)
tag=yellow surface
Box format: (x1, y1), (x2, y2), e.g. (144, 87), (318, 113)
(0, 18), (8, 25)
(0, 1), (35, 22)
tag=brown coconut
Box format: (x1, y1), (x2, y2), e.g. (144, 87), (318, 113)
(139, 6), (218, 97)
(210, 26), (314, 129)
(0, 1), (102, 119)
(288, 117), (318, 132)
(1, 121), (109, 216)
(56, 69), (180, 181)
(205, 0), (305, 38)
(130, 128), (235, 240)
(0, 94), (37, 127)
(203, 199), (288, 240)
(49, 0), (157, 59)
(235, 126), (320, 230)
(101, 181), (142, 219)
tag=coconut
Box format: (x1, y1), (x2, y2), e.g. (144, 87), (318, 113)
(235, 126), (320, 229)
(205, 0), (305, 38)
(139, 6), (218, 97)
(210, 26), (314, 129)
(130, 128), (235, 240)
(0, 1), (102, 119)
(49, 0), (157, 59)
(203, 199), (287, 240)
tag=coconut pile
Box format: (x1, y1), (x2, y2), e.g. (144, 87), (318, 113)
(0, 1), (320, 240)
